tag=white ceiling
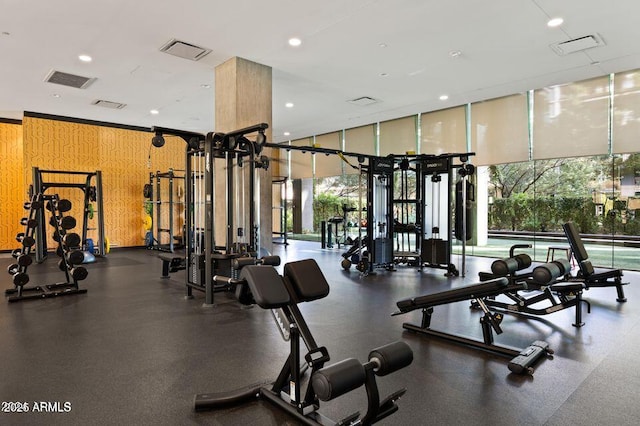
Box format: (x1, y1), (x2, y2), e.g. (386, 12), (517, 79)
(1, 0), (640, 143)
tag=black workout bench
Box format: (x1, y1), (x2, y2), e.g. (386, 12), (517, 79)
(394, 277), (553, 374)
(159, 253), (185, 278)
(479, 251), (590, 327)
(563, 221), (628, 302)
(196, 258), (413, 425)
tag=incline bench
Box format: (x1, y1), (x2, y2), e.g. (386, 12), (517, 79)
(195, 258), (413, 424)
(394, 277), (553, 374)
(562, 221), (628, 302)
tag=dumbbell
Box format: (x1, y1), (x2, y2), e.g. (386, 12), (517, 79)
(7, 263), (20, 275)
(59, 216), (77, 230)
(63, 233), (81, 248)
(16, 254), (33, 267)
(58, 199), (72, 213)
(16, 233), (36, 247)
(71, 267), (88, 281)
(12, 272), (30, 287)
(67, 250), (85, 265)
(11, 248), (23, 258)
(58, 259), (69, 272)
(24, 201), (42, 210)
(20, 217), (38, 229)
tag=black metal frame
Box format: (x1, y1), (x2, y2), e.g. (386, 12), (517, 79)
(32, 167), (105, 262)
(6, 193), (88, 302)
(152, 124), (269, 306)
(148, 169), (185, 253)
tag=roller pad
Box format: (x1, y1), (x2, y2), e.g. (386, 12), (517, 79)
(532, 259), (571, 284)
(260, 255), (281, 266)
(239, 266), (290, 309)
(368, 341), (413, 376)
(508, 341), (551, 375)
(491, 254), (531, 276)
(312, 358), (365, 401)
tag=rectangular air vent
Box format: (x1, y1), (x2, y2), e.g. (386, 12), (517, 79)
(159, 39), (211, 61)
(91, 100), (126, 109)
(348, 96), (379, 106)
(550, 34), (606, 56)
(44, 70), (95, 89)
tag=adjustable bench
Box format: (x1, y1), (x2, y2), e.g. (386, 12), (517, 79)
(479, 252), (590, 327)
(562, 221), (628, 302)
(196, 259), (413, 425)
(395, 277), (553, 374)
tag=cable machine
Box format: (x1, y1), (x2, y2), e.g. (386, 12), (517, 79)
(417, 153), (475, 276)
(152, 124), (269, 305)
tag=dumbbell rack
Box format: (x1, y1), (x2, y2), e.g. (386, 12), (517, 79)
(5, 193), (88, 303)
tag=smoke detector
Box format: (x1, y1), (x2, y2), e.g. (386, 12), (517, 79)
(44, 70), (96, 89)
(550, 34), (606, 56)
(159, 39), (211, 61)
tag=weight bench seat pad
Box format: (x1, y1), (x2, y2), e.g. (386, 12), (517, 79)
(283, 259), (330, 303)
(239, 266), (290, 309)
(397, 277), (509, 313)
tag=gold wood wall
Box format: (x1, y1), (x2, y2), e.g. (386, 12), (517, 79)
(0, 116), (185, 251)
(0, 122), (25, 250)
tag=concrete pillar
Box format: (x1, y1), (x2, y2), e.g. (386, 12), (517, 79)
(476, 166), (489, 246)
(214, 57), (273, 252)
(291, 178), (314, 234)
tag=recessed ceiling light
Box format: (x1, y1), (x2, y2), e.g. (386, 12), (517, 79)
(288, 38), (302, 47)
(547, 17), (564, 27)
(150, 109), (159, 115)
(52, 94), (61, 98)
(449, 50), (462, 58)
(78, 54), (92, 62)
(379, 43), (388, 48)
(1, 31), (10, 36)
(380, 73), (389, 77)
(439, 95), (449, 101)
(200, 84), (211, 89)
(285, 102), (294, 108)
(284, 132), (290, 136)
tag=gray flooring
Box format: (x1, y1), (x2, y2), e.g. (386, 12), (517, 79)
(1, 241), (639, 425)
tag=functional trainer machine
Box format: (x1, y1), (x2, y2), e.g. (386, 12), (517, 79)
(151, 124), (270, 305)
(195, 258), (413, 424)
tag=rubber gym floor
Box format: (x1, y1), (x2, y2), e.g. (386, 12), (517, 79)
(1, 240), (639, 426)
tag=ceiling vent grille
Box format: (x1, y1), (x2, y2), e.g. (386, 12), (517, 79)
(550, 34), (606, 56)
(348, 96), (379, 106)
(159, 39), (211, 61)
(44, 70), (95, 89)
(91, 99), (126, 109)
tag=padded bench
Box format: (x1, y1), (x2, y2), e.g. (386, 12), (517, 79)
(159, 253), (185, 278)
